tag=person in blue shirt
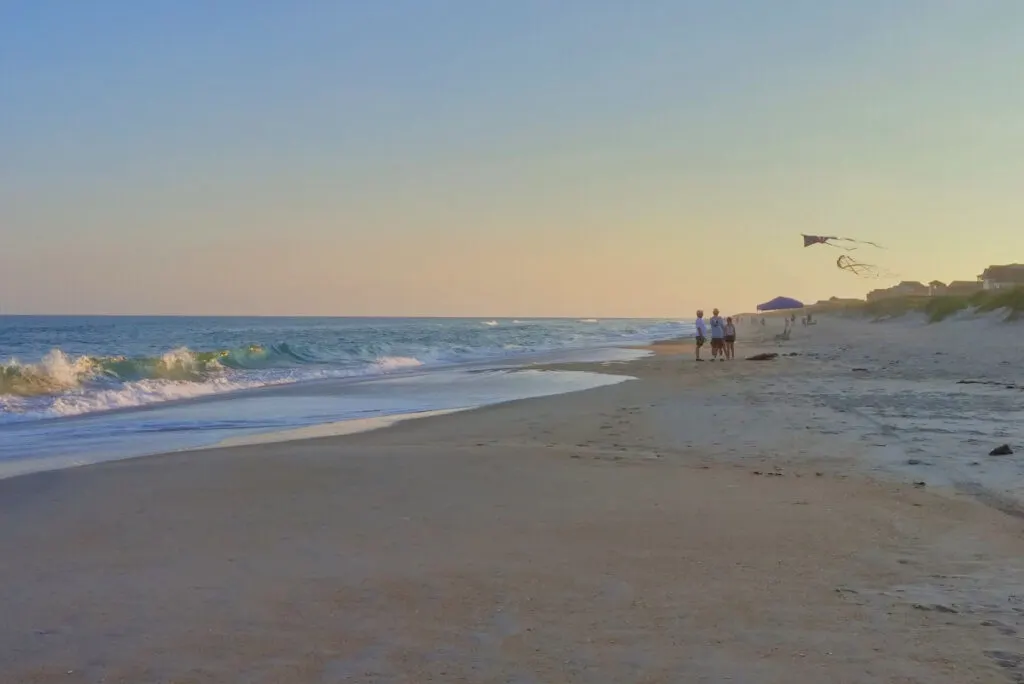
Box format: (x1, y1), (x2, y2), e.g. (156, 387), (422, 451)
(708, 308), (726, 361)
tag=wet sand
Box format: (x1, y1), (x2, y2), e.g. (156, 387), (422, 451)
(3, 316), (1024, 682)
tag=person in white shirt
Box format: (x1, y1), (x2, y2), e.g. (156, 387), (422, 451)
(694, 310), (707, 361)
(708, 308), (726, 361)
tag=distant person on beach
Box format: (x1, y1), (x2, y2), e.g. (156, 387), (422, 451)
(724, 316), (736, 359)
(709, 308), (725, 361)
(694, 310), (707, 361)
(776, 317), (792, 342)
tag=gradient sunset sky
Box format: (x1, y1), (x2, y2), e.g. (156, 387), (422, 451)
(3, 1), (1023, 316)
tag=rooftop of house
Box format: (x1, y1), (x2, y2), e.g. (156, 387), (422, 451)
(980, 264), (1024, 280)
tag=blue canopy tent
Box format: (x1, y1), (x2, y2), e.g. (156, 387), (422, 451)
(756, 296), (804, 311)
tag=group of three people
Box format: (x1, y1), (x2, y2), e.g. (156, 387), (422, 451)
(694, 308), (736, 361)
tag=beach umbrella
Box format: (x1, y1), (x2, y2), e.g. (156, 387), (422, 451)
(756, 296), (804, 311)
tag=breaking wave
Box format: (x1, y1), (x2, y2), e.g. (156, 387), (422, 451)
(0, 346), (427, 420)
(1, 344), (319, 397)
(0, 318), (687, 422)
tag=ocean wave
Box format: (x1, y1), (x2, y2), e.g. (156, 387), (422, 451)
(48, 375), (274, 417)
(0, 361), (430, 425)
(0, 318), (690, 421)
(0, 344), (316, 397)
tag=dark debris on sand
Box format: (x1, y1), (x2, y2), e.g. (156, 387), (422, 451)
(958, 379), (1023, 391)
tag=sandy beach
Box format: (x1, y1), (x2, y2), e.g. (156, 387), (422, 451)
(3, 314), (1024, 683)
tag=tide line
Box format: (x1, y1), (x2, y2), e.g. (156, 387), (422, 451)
(208, 407), (476, 449)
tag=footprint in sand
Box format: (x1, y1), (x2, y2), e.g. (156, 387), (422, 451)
(985, 650), (1024, 679)
(981, 619), (1018, 636)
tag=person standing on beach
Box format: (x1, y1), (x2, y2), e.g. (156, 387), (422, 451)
(694, 310), (707, 361)
(709, 308), (726, 361)
(724, 316), (736, 359)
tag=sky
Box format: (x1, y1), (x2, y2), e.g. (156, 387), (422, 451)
(2, 1), (1023, 316)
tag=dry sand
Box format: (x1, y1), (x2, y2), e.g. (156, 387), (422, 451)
(3, 313), (1024, 683)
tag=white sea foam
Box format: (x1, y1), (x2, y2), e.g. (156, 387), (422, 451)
(1, 350), (104, 394)
(47, 376), (272, 417)
(372, 356), (424, 371)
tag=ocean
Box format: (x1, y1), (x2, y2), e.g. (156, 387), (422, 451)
(0, 316), (688, 478)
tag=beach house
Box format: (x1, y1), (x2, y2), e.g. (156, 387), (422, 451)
(977, 264), (1024, 291)
(945, 280), (984, 296)
(928, 280), (946, 296)
(866, 281), (929, 302)
(809, 296), (864, 311)
(894, 281), (929, 296)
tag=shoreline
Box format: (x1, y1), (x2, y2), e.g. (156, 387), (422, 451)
(3, 317), (1024, 681)
(207, 408), (476, 449)
(0, 348), (650, 481)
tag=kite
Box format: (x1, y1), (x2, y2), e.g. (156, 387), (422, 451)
(836, 254), (880, 277)
(802, 234), (883, 251)
(802, 233), (887, 277)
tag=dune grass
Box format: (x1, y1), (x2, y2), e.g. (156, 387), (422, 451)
(922, 295), (972, 322)
(975, 287), (1024, 321)
(860, 296), (930, 319)
(828, 287), (1024, 323)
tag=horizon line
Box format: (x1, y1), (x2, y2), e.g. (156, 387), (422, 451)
(0, 312), (686, 320)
